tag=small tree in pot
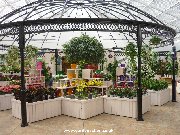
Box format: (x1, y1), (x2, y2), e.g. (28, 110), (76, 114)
(63, 34), (105, 67)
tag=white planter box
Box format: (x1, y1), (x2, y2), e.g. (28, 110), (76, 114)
(104, 94), (151, 118)
(0, 94), (14, 111)
(62, 97), (104, 119)
(148, 88), (170, 106)
(12, 98), (62, 123)
(0, 81), (10, 86)
(176, 82), (180, 94)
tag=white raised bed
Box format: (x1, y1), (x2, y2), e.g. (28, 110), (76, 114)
(0, 94), (14, 111)
(176, 82), (180, 94)
(62, 97), (104, 119)
(0, 81), (10, 86)
(148, 88), (170, 106)
(12, 97), (62, 123)
(103, 94), (151, 118)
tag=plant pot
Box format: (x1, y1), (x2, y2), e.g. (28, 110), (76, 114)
(67, 73), (74, 79)
(88, 93), (93, 99)
(71, 64), (77, 69)
(44, 94), (48, 100)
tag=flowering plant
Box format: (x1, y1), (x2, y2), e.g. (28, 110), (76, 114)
(0, 85), (20, 95)
(87, 79), (103, 86)
(0, 75), (10, 81)
(75, 80), (88, 99)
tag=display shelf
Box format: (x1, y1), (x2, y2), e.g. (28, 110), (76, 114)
(82, 69), (94, 79)
(59, 78), (82, 88)
(87, 85), (108, 95)
(67, 69), (81, 79)
(56, 86), (76, 89)
(84, 78), (104, 80)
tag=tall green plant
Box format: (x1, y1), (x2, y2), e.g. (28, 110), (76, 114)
(63, 34), (105, 64)
(5, 46), (20, 72)
(4, 45), (38, 73)
(125, 42), (137, 75)
(41, 61), (51, 83)
(165, 52), (178, 75)
(141, 45), (156, 78)
(25, 45), (38, 71)
(124, 43), (158, 79)
(106, 60), (118, 84)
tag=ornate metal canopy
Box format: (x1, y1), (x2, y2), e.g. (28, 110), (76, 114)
(0, 0), (176, 49)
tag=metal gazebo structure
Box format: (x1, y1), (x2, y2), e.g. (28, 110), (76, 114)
(0, 0), (176, 127)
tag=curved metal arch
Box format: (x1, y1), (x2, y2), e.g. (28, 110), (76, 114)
(23, 0), (46, 21)
(0, 18), (176, 49)
(0, 0), (170, 26)
(0, 18), (176, 37)
(0, 1), (40, 23)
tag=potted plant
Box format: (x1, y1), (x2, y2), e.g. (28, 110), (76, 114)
(63, 34), (105, 67)
(106, 60), (118, 85)
(149, 36), (162, 45)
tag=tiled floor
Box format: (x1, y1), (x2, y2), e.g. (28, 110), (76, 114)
(1, 94), (180, 135)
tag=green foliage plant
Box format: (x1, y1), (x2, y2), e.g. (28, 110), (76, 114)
(63, 34), (105, 64)
(149, 36), (162, 45)
(125, 42), (137, 75)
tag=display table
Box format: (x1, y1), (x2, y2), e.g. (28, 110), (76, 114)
(61, 97), (104, 119)
(103, 94), (151, 118)
(148, 88), (171, 106)
(56, 85), (107, 96)
(0, 94), (14, 111)
(12, 98), (62, 123)
(87, 86), (108, 95)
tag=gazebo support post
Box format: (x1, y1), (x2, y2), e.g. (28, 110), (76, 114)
(136, 24), (144, 121)
(172, 43), (176, 102)
(19, 23), (28, 127)
(55, 49), (58, 75)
